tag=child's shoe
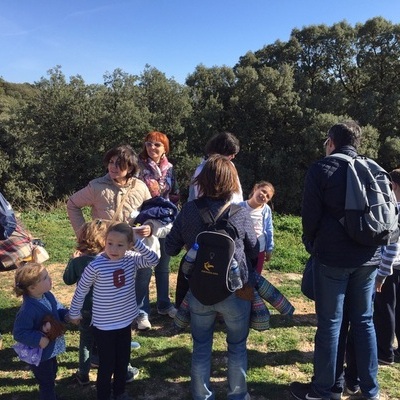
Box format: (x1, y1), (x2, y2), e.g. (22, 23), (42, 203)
(126, 364), (139, 383)
(74, 371), (90, 386)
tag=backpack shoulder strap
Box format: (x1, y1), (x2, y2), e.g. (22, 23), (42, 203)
(194, 198), (231, 226)
(327, 153), (354, 163)
(194, 198), (214, 225)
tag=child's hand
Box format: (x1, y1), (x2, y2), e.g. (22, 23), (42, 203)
(69, 316), (82, 326)
(72, 250), (82, 258)
(39, 336), (50, 349)
(265, 252), (272, 262)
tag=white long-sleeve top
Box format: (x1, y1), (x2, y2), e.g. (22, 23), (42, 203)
(69, 239), (159, 330)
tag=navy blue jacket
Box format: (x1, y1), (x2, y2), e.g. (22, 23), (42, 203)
(302, 145), (380, 267)
(165, 197), (259, 284)
(13, 291), (68, 361)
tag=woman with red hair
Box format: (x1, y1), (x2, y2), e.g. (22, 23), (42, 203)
(135, 131), (180, 330)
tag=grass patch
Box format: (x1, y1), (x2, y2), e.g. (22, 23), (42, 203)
(0, 208), (399, 399)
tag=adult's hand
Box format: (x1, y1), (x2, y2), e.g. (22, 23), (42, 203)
(134, 224), (152, 237)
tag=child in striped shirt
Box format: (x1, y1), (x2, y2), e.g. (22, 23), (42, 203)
(69, 222), (159, 400)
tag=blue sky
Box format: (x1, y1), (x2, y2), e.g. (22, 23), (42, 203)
(1, 0), (400, 85)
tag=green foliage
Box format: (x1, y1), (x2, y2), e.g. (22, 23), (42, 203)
(1, 18), (400, 213)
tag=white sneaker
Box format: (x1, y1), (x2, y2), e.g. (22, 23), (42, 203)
(136, 314), (151, 330)
(157, 306), (177, 318)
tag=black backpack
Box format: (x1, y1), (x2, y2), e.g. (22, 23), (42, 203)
(0, 192), (17, 240)
(188, 199), (241, 305)
(329, 153), (399, 246)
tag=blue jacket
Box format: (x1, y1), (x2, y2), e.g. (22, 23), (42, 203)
(302, 145), (380, 267)
(13, 291), (68, 361)
(238, 201), (274, 253)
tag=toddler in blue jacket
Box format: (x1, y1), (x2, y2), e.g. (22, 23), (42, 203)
(13, 262), (69, 400)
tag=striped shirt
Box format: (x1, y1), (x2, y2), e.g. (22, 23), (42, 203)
(69, 239), (159, 330)
(377, 202), (400, 283)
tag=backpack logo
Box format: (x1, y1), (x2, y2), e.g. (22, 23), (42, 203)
(203, 262), (215, 273)
(329, 153), (399, 246)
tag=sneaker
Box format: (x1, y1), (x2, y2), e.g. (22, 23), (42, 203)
(330, 390), (342, 400)
(126, 364), (139, 383)
(157, 305), (178, 318)
(136, 314), (151, 330)
(90, 354), (99, 368)
(378, 358), (394, 365)
(289, 382), (323, 400)
(344, 384), (361, 396)
(74, 371), (90, 386)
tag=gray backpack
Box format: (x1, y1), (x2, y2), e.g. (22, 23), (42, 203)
(329, 153), (399, 246)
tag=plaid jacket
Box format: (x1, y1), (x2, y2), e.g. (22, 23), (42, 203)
(0, 224), (32, 267)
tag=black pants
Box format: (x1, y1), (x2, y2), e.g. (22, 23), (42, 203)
(31, 357), (58, 400)
(175, 257), (189, 308)
(93, 325), (131, 400)
(374, 269), (400, 362)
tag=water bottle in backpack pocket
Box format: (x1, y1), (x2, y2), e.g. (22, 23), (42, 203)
(228, 259), (243, 291)
(182, 243), (199, 277)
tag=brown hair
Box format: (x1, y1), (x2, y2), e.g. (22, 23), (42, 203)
(76, 219), (110, 254)
(328, 120), (362, 149)
(103, 144), (138, 179)
(390, 169), (400, 185)
(194, 154), (240, 200)
(249, 181), (275, 201)
(139, 131), (170, 160)
(14, 263), (45, 297)
(106, 222), (134, 243)
(204, 132), (240, 157)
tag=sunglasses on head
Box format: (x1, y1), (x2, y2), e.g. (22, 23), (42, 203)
(145, 141), (163, 148)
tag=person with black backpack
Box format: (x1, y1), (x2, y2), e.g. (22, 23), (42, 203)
(290, 121), (382, 400)
(165, 154), (259, 400)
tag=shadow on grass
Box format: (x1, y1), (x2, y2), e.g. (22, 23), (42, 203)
(0, 305), (21, 333)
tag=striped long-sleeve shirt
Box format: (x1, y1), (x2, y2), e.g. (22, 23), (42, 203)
(376, 202), (400, 284)
(69, 239), (159, 330)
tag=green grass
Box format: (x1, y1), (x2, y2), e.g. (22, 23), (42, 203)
(19, 209), (309, 272)
(1, 208), (399, 399)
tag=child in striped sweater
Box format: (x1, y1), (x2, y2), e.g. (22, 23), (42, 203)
(69, 222), (159, 400)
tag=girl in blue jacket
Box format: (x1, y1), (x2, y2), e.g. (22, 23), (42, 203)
(13, 263), (69, 400)
(238, 181), (275, 274)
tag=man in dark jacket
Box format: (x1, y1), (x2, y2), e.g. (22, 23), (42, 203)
(290, 121), (380, 400)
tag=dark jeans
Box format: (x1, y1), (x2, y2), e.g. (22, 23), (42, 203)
(312, 261), (379, 399)
(136, 238), (173, 315)
(93, 325), (131, 400)
(374, 269), (400, 362)
(31, 357), (58, 400)
(334, 312), (359, 392)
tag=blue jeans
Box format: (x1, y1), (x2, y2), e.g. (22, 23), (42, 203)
(136, 238), (173, 315)
(312, 261), (379, 399)
(31, 357), (58, 400)
(189, 291), (251, 400)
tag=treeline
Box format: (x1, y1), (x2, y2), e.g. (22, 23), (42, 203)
(1, 17), (400, 214)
